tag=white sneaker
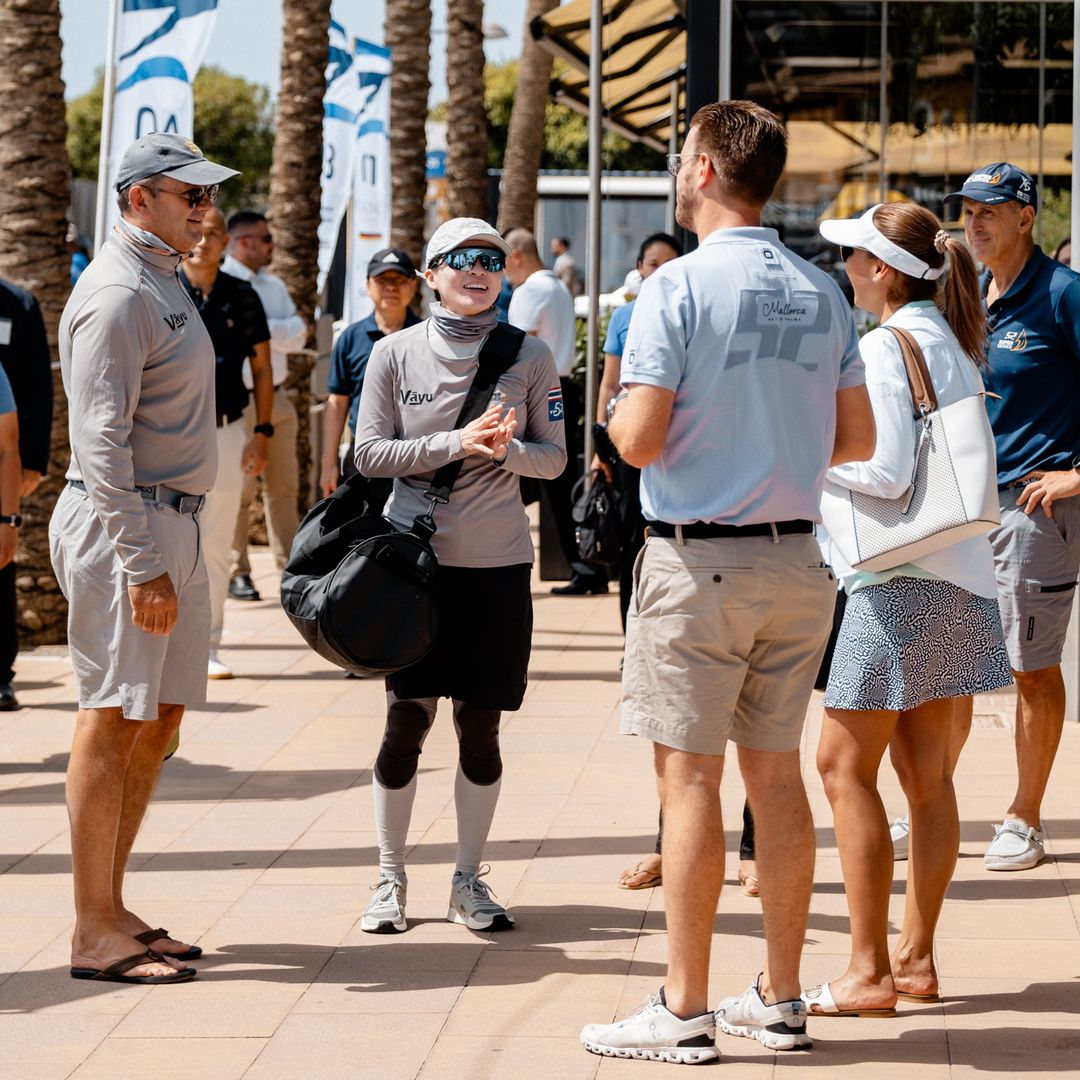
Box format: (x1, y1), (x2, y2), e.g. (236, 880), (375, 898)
(890, 816), (910, 861)
(715, 975), (811, 1051)
(447, 866), (514, 931)
(581, 989), (718, 1064)
(207, 651), (233, 680)
(985, 819), (1044, 871)
(361, 874), (407, 933)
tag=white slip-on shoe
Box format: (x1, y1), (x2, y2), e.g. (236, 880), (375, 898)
(207, 651), (233, 680)
(984, 819), (1044, 871)
(890, 816), (910, 861)
(716, 975), (812, 1050)
(361, 874), (407, 933)
(581, 988), (718, 1064)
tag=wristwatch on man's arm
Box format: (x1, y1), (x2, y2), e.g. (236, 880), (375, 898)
(253, 423), (275, 437)
(1070, 451), (1080, 473)
(0, 513), (22, 528)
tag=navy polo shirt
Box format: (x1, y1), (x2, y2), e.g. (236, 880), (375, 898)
(982, 247), (1080, 486)
(328, 309), (421, 433)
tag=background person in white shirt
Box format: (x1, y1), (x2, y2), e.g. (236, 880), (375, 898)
(505, 227), (606, 594)
(810, 203), (1012, 1017)
(222, 210), (308, 602)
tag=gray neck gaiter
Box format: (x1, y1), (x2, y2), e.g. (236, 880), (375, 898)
(429, 301), (499, 343)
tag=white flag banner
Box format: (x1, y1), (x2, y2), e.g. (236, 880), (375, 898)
(104, 0), (220, 236)
(317, 20), (367, 294)
(345, 39), (392, 324)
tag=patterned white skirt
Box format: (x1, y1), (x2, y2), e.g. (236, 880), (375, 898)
(823, 576), (1013, 712)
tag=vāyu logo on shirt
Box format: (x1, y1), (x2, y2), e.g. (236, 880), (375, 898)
(399, 388), (434, 405)
(163, 312), (189, 331)
(996, 329), (1028, 352)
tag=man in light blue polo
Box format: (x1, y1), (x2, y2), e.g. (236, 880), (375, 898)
(580, 100), (874, 1064)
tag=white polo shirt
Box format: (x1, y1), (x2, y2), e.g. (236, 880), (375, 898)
(508, 269), (577, 377)
(622, 226), (864, 525)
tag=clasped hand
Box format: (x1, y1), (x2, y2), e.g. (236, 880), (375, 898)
(459, 402), (518, 462)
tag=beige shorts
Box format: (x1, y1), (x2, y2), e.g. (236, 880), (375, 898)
(49, 484), (210, 720)
(621, 532), (836, 755)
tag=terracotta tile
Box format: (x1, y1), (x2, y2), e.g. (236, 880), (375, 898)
(0, 1015), (125, 1079)
(111, 984), (303, 1038)
(70, 1036), (265, 1079)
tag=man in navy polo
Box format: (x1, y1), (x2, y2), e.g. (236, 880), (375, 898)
(945, 163), (1080, 871)
(319, 248), (420, 507)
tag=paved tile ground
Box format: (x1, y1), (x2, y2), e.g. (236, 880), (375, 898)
(1, 547), (1078, 1078)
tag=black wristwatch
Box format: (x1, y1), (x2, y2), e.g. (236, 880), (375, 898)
(0, 513), (22, 528)
(253, 423), (275, 437)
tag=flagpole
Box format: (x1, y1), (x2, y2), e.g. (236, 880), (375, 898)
(94, 0), (123, 253)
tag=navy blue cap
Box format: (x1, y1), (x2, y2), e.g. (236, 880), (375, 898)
(944, 163), (1037, 213)
(366, 247), (418, 278)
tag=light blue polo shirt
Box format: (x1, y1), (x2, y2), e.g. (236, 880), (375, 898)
(621, 226), (863, 525)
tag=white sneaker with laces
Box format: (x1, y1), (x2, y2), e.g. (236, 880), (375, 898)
(361, 874), (407, 933)
(207, 651), (233, 680)
(447, 866), (514, 931)
(984, 819), (1044, 871)
(581, 988), (718, 1064)
(890, 816), (910, 861)
(715, 974), (811, 1051)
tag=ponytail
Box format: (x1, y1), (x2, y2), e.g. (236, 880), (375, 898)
(939, 237), (986, 366)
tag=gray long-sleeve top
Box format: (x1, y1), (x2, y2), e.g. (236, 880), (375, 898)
(354, 321), (567, 567)
(60, 232), (217, 584)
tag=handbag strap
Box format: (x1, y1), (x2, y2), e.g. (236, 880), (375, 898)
(411, 322), (526, 539)
(883, 325), (938, 416)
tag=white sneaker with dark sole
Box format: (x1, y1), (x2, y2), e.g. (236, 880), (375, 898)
(447, 866), (515, 931)
(715, 975), (812, 1051)
(890, 816), (910, 861)
(361, 874), (407, 933)
(581, 989), (719, 1064)
(207, 651), (233, 680)
(984, 819), (1044, 871)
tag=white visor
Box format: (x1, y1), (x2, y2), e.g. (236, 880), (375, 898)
(819, 205), (946, 281)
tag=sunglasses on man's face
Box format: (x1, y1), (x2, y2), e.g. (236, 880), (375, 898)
(433, 247), (506, 273)
(152, 183), (220, 209)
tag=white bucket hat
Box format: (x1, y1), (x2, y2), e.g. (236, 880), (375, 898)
(819, 204), (946, 281)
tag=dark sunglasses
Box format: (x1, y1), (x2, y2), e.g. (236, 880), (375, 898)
(839, 246), (858, 262)
(243, 232), (273, 244)
(154, 183), (220, 209)
(433, 247), (506, 272)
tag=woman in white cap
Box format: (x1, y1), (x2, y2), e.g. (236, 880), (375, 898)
(805, 204), (1011, 1016)
(353, 218), (566, 935)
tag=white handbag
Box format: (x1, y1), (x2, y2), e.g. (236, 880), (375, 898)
(820, 325), (1000, 573)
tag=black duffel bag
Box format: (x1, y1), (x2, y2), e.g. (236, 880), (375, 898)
(280, 323), (524, 676)
(571, 468), (623, 567)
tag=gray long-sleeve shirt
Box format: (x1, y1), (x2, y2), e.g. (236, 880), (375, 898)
(60, 232), (217, 584)
(355, 321), (567, 567)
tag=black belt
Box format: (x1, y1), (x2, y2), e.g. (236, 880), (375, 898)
(216, 407), (244, 427)
(647, 519), (814, 539)
(68, 478), (204, 515)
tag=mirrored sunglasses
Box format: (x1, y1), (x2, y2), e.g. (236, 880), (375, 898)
(666, 154), (684, 178)
(433, 247), (506, 272)
(157, 183), (220, 209)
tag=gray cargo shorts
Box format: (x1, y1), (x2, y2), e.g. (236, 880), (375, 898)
(49, 484), (210, 720)
(989, 489), (1080, 672)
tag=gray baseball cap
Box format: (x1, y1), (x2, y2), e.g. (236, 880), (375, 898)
(114, 132), (240, 192)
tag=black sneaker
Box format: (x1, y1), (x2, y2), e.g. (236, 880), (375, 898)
(228, 574), (261, 601)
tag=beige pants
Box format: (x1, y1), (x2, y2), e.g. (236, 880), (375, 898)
(202, 416), (248, 647)
(231, 387), (299, 574)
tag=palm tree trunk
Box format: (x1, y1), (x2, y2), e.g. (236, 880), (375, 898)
(445, 0), (488, 220)
(269, 0), (331, 512)
(496, 0), (558, 233)
(0, 0), (70, 644)
(385, 0), (431, 266)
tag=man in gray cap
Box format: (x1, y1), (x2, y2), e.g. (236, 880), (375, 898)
(50, 132), (238, 985)
(943, 163), (1080, 873)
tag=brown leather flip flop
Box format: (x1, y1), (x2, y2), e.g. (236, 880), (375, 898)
(134, 927), (203, 962)
(70, 948), (197, 984)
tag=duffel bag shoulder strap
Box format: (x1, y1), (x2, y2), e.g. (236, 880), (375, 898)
(884, 325), (938, 416)
(423, 322), (527, 505)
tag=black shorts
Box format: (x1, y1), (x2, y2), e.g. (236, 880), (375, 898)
(387, 563), (533, 710)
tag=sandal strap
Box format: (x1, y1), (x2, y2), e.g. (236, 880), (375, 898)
(133, 928), (170, 946)
(102, 949), (167, 977)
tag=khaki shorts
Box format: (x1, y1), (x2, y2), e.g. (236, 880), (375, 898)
(49, 484), (210, 720)
(990, 490), (1080, 672)
(621, 532), (835, 755)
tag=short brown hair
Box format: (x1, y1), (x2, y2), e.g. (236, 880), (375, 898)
(689, 100), (788, 206)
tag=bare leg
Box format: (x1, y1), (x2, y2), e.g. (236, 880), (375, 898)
(67, 707), (178, 977)
(654, 744), (725, 1018)
(1009, 665), (1065, 828)
(739, 747), (816, 1004)
(947, 695), (973, 779)
(111, 705), (194, 955)
(815, 708), (898, 1010)
(617, 777), (665, 886)
(889, 697), (959, 998)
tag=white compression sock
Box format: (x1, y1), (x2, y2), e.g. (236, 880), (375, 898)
(453, 765), (501, 877)
(372, 774), (417, 879)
